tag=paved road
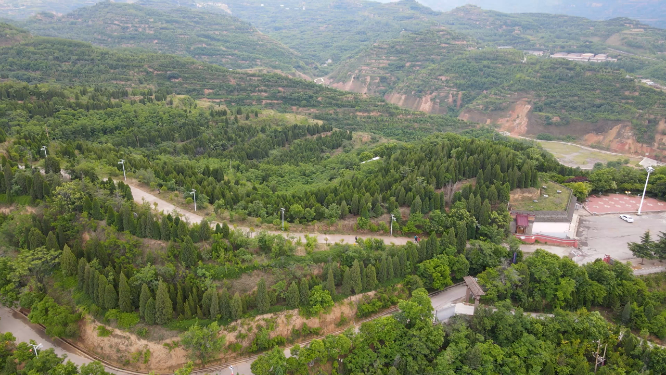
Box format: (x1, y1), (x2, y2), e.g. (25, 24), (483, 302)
(126, 181), (411, 246)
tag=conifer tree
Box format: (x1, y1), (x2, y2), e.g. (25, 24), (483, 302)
(299, 279), (310, 307)
(118, 272), (132, 313)
(350, 261), (362, 295)
(180, 236), (197, 267)
(145, 297), (156, 325)
(155, 281), (173, 324)
(287, 282), (300, 309)
(184, 300), (193, 319)
(91, 198), (102, 220)
(210, 289), (219, 319)
(342, 268), (352, 295)
(97, 274), (107, 306)
(45, 231), (59, 251)
(77, 258), (87, 290)
(140, 284), (151, 319)
(231, 293), (243, 320)
(105, 283), (117, 310)
(456, 222), (467, 253)
(60, 244), (77, 276)
(201, 289), (213, 318)
(219, 289), (231, 320)
(106, 206), (115, 226)
(365, 265), (377, 291)
(176, 285), (184, 317)
(256, 278), (269, 314)
(222, 223), (230, 239)
(387, 257), (395, 280)
(326, 268), (336, 297)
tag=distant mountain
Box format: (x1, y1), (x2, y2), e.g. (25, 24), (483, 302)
(18, 2), (311, 76)
(0, 25), (472, 140)
(414, 0), (666, 29)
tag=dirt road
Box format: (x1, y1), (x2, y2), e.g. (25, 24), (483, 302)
(126, 181), (411, 246)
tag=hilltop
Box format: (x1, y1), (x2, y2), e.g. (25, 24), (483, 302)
(18, 2), (311, 76)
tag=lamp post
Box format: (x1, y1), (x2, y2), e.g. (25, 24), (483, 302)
(40, 146), (47, 158)
(29, 343), (43, 358)
(229, 366), (234, 375)
(390, 214), (396, 236)
(638, 166), (655, 215)
(280, 208), (285, 231)
(118, 159), (126, 181)
(191, 189), (197, 212)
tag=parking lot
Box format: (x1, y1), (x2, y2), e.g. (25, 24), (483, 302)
(576, 212), (666, 265)
(585, 193), (666, 214)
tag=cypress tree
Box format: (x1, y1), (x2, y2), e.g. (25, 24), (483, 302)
(180, 236), (197, 267)
(326, 268), (336, 297)
(231, 293), (243, 320)
(139, 284), (151, 319)
(299, 279), (310, 307)
(84, 264), (93, 296)
(145, 297), (156, 325)
(350, 261), (362, 295)
(222, 223), (230, 239)
(287, 282), (300, 309)
(456, 222), (467, 253)
(184, 299), (193, 319)
(342, 268), (352, 295)
(45, 231), (59, 251)
(106, 206), (115, 225)
(197, 306), (204, 319)
(256, 278), (269, 314)
(387, 257), (394, 280)
(60, 244), (77, 276)
(105, 284), (117, 310)
(91, 198), (102, 220)
(392, 256), (400, 278)
(365, 265), (377, 291)
(219, 289), (231, 319)
(359, 262), (366, 291)
(201, 289), (213, 318)
(118, 273), (132, 313)
(77, 258), (87, 290)
(97, 274), (106, 306)
(479, 200), (491, 226)
(155, 281), (173, 324)
(176, 285), (184, 317)
(210, 289), (219, 319)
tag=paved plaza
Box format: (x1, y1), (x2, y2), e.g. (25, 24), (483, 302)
(584, 193), (666, 214)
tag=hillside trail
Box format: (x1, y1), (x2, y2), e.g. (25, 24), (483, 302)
(124, 180), (411, 246)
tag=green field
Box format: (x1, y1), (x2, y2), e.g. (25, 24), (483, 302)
(511, 181), (570, 212)
(538, 141), (642, 169)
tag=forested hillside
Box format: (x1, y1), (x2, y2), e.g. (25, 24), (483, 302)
(18, 2), (311, 75)
(0, 25), (477, 141)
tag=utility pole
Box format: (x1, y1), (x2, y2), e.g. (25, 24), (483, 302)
(281, 207), (285, 231)
(390, 214), (396, 236)
(191, 189), (197, 212)
(638, 166), (655, 215)
(40, 146), (47, 158)
(118, 159), (126, 181)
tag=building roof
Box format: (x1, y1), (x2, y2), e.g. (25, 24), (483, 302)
(463, 276), (485, 296)
(516, 214), (529, 227)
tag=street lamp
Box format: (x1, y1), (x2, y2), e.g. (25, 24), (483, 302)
(29, 343), (43, 358)
(390, 214), (396, 236)
(191, 189), (197, 212)
(229, 366), (234, 375)
(638, 166), (655, 215)
(118, 159), (126, 181)
(280, 208), (285, 231)
(40, 146), (47, 158)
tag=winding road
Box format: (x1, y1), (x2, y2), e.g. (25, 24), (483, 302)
(0, 285), (469, 375)
(125, 181), (411, 246)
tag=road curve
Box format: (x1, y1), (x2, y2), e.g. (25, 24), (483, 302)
(1, 284), (469, 375)
(125, 181), (412, 246)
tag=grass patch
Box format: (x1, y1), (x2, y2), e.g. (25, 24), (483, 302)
(538, 141), (641, 168)
(511, 181), (570, 212)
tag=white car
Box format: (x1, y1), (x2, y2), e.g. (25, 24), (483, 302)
(620, 214), (634, 223)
